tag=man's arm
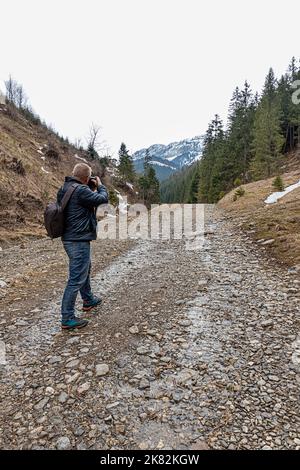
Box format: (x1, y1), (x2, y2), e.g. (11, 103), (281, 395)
(78, 184), (109, 209)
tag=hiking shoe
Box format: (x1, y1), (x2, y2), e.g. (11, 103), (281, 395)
(62, 317), (88, 330)
(82, 296), (102, 312)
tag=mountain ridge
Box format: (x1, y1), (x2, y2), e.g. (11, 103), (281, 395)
(132, 135), (204, 181)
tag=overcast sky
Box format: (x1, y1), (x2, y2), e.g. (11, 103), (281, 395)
(1, 0), (299, 156)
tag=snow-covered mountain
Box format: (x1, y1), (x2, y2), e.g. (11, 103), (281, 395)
(132, 135), (204, 181)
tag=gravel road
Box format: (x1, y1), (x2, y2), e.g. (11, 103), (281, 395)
(0, 206), (299, 450)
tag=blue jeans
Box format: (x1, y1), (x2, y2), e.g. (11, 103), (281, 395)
(61, 241), (94, 321)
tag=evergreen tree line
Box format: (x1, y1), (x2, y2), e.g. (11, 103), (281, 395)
(161, 57), (300, 204)
(159, 162), (200, 203)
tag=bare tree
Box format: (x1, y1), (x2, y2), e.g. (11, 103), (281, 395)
(5, 75), (27, 108)
(5, 75), (17, 103)
(86, 123), (107, 159)
(87, 123), (101, 149)
(74, 138), (82, 150)
(16, 84), (27, 109)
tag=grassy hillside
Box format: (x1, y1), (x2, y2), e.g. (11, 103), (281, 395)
(218, 151), (300, 267)
(0, 103), (134, 247)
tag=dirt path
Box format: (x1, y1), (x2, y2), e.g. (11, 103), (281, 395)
(0, 207), (299, 450)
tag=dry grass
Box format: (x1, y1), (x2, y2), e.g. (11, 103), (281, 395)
(218, 159), (300, 267)
(0, 104), (91, 245)
(0, 104), (135, 248)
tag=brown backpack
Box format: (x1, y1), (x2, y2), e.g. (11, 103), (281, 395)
(44, 183), (79, 239)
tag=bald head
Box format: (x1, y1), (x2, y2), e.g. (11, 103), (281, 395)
(72, 163), (92, 184)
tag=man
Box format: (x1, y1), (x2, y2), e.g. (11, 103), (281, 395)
(57, 163), (108, 330)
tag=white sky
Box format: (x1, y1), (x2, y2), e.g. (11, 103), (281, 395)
(1, 0), (299, 156)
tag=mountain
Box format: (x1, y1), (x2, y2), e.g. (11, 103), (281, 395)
(132, 135), (204, 181)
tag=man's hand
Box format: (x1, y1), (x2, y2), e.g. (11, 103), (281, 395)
(96, 176), (102, 187)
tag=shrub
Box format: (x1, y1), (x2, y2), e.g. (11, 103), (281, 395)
(45, 145), (60, 161)
(272, 175), (284, 192)
(41, 189), (50, 201)
(8, 158), (26, 176)
(233, 186), (245, 201)
(87, 143), (99, 160)
(5, 103), (18, 120)
(109, 190), (118, 207)
(234, 177), (242, 187)
(99, 156), (110, 169)
(20, 106), (41, 125)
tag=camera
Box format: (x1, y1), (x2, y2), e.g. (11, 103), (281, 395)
(88, 176), (98, 191)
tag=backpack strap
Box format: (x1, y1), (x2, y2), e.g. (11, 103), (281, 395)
(60, 183), (79, 211)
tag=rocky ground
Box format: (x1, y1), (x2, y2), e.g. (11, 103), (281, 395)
(0, 206), (299, 450)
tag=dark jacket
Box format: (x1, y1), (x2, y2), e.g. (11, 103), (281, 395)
(57, 176), (108, 241)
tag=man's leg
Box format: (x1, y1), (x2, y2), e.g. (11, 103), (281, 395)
(80, 259), (93, 303)
(80, 248), (102, 311)
(61, 241), (91, 322)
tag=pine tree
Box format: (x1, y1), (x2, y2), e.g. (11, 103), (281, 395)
(188, 164), (200, 203)
(138, 174), (148, 203)
(278, 73), (291, 137)
(251, 68), (284, 179)
(198, 115), (228, 203)
(87, 142), (99, 160)
(288, 56), (298, 81)
(272, 175), (284, 191)
(146, 166), (160, 204)
(118, 142), (135, 182)
(277, 58), (300, 150)
(287, 58), (300, 126)
(144, 148), (151, 171)
(227, 81), (256, 181)
(138, 149), (160, 205)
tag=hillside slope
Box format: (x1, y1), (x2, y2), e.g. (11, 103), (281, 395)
(218, 151), (300, 268)
(160, 162), (199, 203)
(0, 103), (133, 248)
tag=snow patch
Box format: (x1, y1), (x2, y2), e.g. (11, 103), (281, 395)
(149, 160), (176, 169)
(41, 166), (50, 174)
(190, 153), (202, 163)
(74, 154), (88, 163)
(165, 155), (179, 161)
(265, 180), (300, 204)
(126, 182), (134, 190)
(117, 193), (128, 214)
